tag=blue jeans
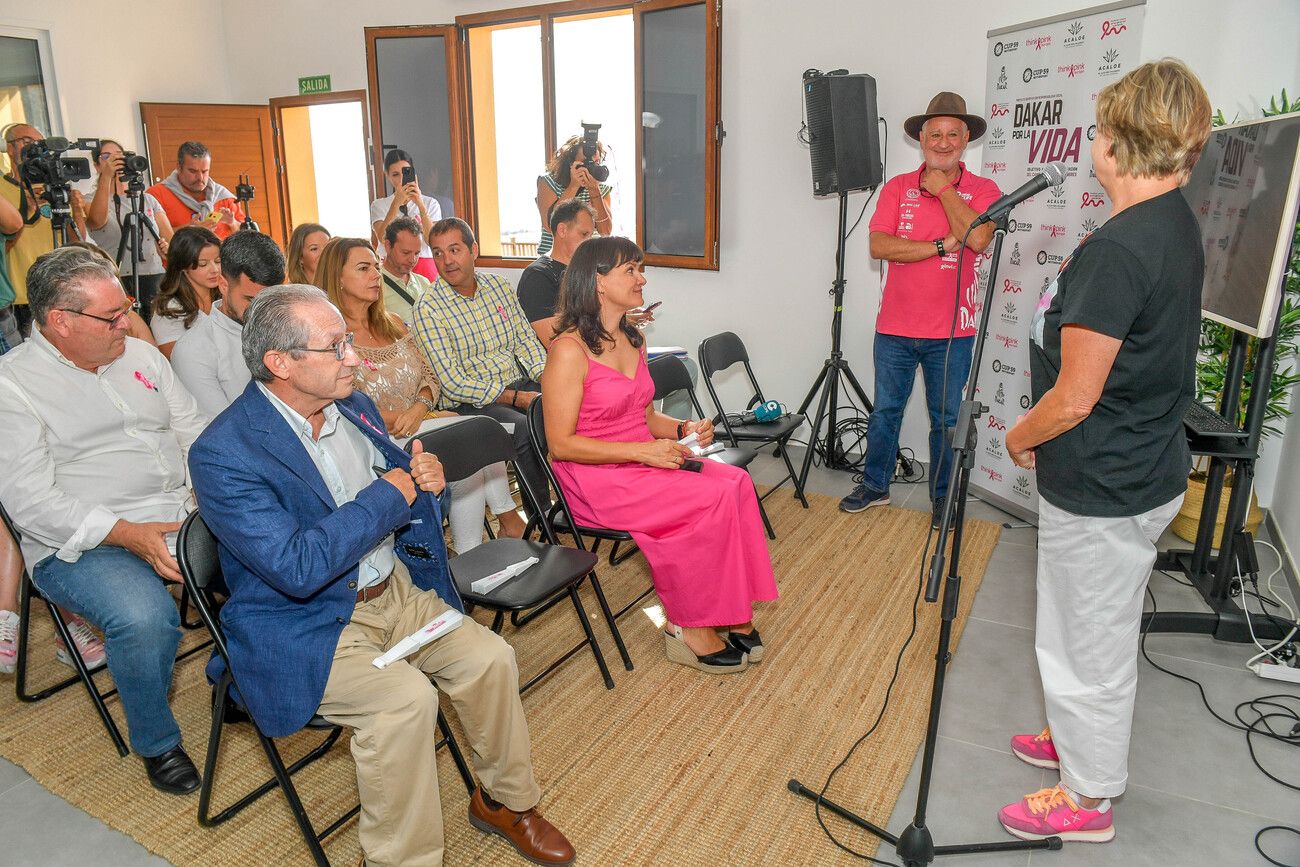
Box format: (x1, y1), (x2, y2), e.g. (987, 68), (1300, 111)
(862, 333), (974, 502)
(33, 547), (183, 757)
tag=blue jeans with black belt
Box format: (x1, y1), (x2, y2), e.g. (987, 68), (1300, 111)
(862, 332), (974, 502)
(33, 547), (183, 757)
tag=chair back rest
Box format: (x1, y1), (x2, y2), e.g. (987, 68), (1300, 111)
(409, 416), (515, 483)
(525, 398), (588, 549)
(176, 511), (232, 659)
(648, 354), (693, 398)
(698, 331), (749, 378)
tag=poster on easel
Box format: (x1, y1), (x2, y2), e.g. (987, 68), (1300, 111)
(972, 0), (1145, 520)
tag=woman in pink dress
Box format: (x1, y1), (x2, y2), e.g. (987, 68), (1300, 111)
(541, 237), (777, 674)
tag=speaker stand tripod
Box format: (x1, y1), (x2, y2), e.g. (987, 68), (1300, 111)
(796, 190), (896, 491)
(788, 213), (1061, 866)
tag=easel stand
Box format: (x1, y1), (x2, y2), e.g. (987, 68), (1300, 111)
(796, 190), (881, 488)
(1146, 269), (1292, 644)
(789, 213), (1061, 865)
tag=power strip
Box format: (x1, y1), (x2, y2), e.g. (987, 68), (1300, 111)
(1249, 659), (1300, 684)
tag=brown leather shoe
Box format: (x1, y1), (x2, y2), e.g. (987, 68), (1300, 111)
(467, 787), (575, 866)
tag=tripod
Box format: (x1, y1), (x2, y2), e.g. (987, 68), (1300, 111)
(789, 213), (1061, 866)
(796, 191), (878, 489)
(114, 180), (162, 312)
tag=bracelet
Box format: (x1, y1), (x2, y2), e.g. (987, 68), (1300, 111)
(934, 238), (946, 257)
(508, 389), (518, 408)
(676, 421), (687, 439)
(937, 183), (955, 196)
(417, 396), (435, 413)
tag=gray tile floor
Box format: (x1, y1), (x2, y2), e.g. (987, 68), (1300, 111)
(2, 448), (1298, 866)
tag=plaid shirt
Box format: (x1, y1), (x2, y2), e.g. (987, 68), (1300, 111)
(412, 272), (547, 408)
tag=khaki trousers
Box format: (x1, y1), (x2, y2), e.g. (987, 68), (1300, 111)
(318, 562), (541, 867)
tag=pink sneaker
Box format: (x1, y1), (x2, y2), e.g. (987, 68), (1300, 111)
(0, 610), (18, 674)
(999, 785), (1114, 843)
(1011, 726), (1060, 769)
(55, 615), (107, 671)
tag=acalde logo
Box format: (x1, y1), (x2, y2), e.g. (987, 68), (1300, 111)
(1064, 20), (1085, 47)
(1013, 475), (1031, 497)
(1098, 48), (1122, 76)
(987, 126), (1007, 150)
(1079, 218), (1098, 239)
(1000, 300), (1018, 325)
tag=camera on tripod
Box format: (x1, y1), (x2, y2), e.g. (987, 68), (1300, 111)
(234, 173), (259, 232)
(578, 122), (609, 183)
(18, 137), (97, 188)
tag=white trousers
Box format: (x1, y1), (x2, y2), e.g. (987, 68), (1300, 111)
(1034, 493), (1183, 799)
(446, 462), (517, 554)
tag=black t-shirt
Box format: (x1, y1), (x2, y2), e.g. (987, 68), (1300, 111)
(517, 256), (567, 323)
(1029, 189), (1203, 517)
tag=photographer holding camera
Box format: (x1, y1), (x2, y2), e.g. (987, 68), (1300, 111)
(371, 148), (441, 282)
(87, 140), (174, 320)
(535, 127), (613, 256)
(147, 140), (245, 241)
(2, 123), (55, 338)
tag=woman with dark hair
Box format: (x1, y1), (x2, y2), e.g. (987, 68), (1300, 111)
(535, 135), (613, 255)
(286, 222), (330, 286)
(85, 139), (174, 319)
(370, 149), (440, 282)
(541, 236), (776, 674)
(151, 224), (221, 358)
(318, 237), (526, 552)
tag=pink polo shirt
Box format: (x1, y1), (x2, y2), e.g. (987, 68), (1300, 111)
(869, 163), (1001, 339)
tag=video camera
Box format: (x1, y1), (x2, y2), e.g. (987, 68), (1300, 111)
(579, 122), (609, 183)
(18, 137), (97, 188)
(234, 173), (260, 232)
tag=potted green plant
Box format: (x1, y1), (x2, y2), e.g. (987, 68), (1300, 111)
(1172, 89), (1300, 545)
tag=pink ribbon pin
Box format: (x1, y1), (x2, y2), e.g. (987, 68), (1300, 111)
(359, 412), (385, 435)
(361, 358), (379, 371)
(134, 370), (158, 391)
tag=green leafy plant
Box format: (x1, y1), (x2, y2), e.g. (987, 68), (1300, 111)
(1199, 88), (1300, 441)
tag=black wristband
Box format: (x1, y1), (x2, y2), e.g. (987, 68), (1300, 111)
(934, 238), (946, 257)
(676, 421), (687, 439)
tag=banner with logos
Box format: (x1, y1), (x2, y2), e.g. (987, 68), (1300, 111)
(972, 1), (1145, 520)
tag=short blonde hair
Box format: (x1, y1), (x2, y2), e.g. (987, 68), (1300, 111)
(1095, 58), (1211, 180)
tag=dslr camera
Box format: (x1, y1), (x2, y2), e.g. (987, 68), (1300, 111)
(579, 122), (609, 183)
(18, 137), (97, 188)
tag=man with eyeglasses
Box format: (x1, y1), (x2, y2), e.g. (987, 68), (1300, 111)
(2, 123), (56, 342)
(838, 92), (1002, 530)
(0, 246), (210, 795)
(189, 284), (576, 867)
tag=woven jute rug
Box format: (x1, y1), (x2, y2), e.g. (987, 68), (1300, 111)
(0, 492), (999, 865)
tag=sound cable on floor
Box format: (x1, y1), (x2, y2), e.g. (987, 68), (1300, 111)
(1141, 588), (1300, 864)
(808, 524), (937, 865)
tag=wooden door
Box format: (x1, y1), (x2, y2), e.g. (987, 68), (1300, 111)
(268, 90), (373, 234)
(139, 102), (286, 245)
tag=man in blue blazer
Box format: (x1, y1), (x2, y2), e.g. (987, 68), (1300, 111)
(189, 284), (574, 867)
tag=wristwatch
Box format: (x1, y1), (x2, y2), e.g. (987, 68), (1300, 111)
(934, 238), (946, 257)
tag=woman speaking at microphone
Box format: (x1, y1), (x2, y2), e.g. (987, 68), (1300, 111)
(998, 59), (1211, 844)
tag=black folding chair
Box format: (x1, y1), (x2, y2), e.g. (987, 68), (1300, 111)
(698, 331), (809, 508)
(648, 354), (776, 540)
(411, 415), (633, 691)
(525, 399), (659, 622)
(177, 512), (475, 866)
(3, 502), (129, 757)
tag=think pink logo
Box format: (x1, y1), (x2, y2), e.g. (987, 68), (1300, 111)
(134, 370), (158, 391)
(996, 334), (1021, 349)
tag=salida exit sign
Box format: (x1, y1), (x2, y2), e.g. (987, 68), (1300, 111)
(298, 75), (332, 95)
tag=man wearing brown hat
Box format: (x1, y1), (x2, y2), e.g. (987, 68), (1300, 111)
(840, 92), (1002, 529)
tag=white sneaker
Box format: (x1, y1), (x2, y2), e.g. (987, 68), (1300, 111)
(0, 609), (18, 674)
(55, 615), (107, 671)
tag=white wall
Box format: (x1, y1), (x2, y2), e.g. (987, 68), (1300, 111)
(2, 3), (233, 154)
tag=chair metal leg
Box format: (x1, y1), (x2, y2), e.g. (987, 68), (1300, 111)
(16, 577), (129, 757)
(607, 539), (640, 566)
(585, 571), (634, 671)
(568, 585), (614, 689)
(510, 593), (565, 628)
(490, 610), (506, 633)
(437, 710), (477, 795)
(754, 481), (777, 540)
(256, 730), (333, 867)
(779, 437), (810, 508)
(178, 585), (204, 630)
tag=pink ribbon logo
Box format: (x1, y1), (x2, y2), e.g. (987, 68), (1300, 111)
(134, 370), (158, 392)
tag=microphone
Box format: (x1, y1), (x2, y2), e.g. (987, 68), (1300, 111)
(972, 162), (1066, 227)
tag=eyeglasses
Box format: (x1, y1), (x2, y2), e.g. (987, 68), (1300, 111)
(294, 332), (355, 361)
(57, 307), (131, 328)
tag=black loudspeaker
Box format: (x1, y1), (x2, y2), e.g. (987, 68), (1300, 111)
(803, 72), (883, 196)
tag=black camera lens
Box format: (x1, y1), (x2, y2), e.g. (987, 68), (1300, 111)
(120, 152), (149, 173)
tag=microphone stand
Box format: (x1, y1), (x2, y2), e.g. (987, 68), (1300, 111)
(788, 211), (1062, 866)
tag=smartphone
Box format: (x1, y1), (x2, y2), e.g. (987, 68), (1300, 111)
(681, 459), (704, 473)
(643, 300), (663, 314)
(401, 166), (415, 186)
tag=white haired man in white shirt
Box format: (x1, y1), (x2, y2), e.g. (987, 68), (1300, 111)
(0, 246), (209, 795)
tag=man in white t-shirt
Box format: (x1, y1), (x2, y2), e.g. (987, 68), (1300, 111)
(370, 149), (441, 283)
(171, 231), (285, 417)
